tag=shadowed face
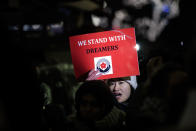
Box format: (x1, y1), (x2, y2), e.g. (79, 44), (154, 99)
(109, 81), (131, 103)
(78, 94), (104, 121)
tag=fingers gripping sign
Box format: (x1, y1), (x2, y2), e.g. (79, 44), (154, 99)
(86, 69), (103, 81)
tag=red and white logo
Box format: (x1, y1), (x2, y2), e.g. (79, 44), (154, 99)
(94, 56), (113, 75)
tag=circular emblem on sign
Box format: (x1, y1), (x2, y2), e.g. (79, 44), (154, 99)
(96, 58), (111, 73)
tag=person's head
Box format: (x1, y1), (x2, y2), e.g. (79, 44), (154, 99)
(75, 80), (114, 121)
(142, 62), (190, 124)
(144, 63), (189, 99)
(107, 76), (137, 103)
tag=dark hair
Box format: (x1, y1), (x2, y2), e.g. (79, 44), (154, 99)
(75, 80), (114, 117)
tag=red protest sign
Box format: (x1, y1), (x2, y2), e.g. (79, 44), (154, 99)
(69, 28), (140, 80)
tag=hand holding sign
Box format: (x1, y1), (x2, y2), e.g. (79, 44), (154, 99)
(86, 69), (103, 81)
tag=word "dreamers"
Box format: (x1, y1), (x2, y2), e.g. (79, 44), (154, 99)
(86, 45), (118, 54)
(77, 35), (126, 46)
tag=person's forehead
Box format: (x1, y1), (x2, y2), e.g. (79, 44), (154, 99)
(110, 76), (130, 80)
(110, 80), (125, 82)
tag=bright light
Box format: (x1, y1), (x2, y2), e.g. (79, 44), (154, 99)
(91, 14), (101, 27)
(103, 1), (107, 8)
(135, 44), (140, 51)
(180, 41), (184, 46)
(32, 24), (41, 30)
(23, 24), (43, 31)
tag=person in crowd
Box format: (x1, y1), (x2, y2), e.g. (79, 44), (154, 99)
(66, 80), (126, 131)
(106, 76), (138, 111)
(125, 62), (190, 131)
(39, 67), (75, 116)
(39, 67), (76, 131)
(86, 69), (138, 111)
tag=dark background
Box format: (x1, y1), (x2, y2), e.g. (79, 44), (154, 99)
(0, 0), (195, 130)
